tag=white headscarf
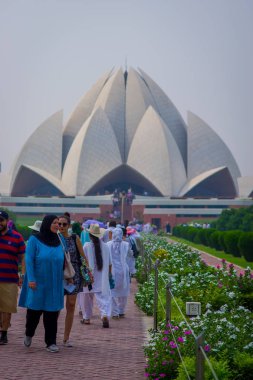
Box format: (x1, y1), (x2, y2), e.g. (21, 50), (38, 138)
(102, 226), (115, 243)
(112, 227), (123, 255)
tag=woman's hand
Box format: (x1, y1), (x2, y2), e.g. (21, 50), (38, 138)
(18, 273), (25, 288)
(28, 281), (37, 290)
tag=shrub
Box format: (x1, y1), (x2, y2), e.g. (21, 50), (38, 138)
(209, 291), (230, 310)
(135, 277), (154, 316)
(238, 232), (253, 262)
(153, 248), (168, 261)
(223, 230), (242, 257)
(209, 230), (222, 250)
(237, 268), (253, 294)
(218, 232), (227, 252)
(232, 352), (253, 380)
(144, 323), (195, 380)
(194, 229), (207, 245)
(239, 292), (253, 311)
(137, 234), (253, 379)
(186, 227), (198, 242)
(173, 225), (184, 238)
(157, 230), (167, 237)
(17, 225), (32, 241)
(176, 356), (230, 380)
(204, 228), (216, 247)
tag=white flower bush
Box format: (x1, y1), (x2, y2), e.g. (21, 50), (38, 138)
(136, 234), (253, 379)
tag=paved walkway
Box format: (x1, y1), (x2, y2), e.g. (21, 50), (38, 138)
(167, 237), (252, 275)
(2, 239), (250, 380)
(0, 279), (151, 380)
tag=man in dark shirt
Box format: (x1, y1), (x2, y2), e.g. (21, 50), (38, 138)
(0, 210), (25, 345)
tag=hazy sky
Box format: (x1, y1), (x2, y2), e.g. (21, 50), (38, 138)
(0, 0), (252, 177)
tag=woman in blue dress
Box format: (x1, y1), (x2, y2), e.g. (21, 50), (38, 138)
(19, 215), (64, 353)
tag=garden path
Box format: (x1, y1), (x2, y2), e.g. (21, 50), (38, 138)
(0, 278), (151, 380)
(167, 238), (253, 275)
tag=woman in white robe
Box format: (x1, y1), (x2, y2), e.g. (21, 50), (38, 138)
(79, 224), (112, 328)
(107, 228), (131, 318)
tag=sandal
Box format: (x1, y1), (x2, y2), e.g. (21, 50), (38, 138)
(80, 319), (90, 325)
(102, 316), (109, 328)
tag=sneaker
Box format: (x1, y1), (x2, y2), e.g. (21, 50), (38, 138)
(119, 314), (125, 318)
(63, 340), (73, 347)
(24, 335), (32, 347)
(46, 344), (59, 353)
(102, 316), (109, 328)
(0, 332), (8, 345)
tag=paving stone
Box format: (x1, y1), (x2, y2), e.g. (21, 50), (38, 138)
(0, 279), (149, 380)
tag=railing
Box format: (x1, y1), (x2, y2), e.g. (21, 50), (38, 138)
(150, 259), (219, 380)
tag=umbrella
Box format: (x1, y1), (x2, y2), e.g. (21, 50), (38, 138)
(82, 219), (106, 229)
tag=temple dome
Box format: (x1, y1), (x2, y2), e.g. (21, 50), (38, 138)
(1, 67), (242, 198)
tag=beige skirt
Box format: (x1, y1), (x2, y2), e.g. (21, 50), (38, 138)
(0, 283), (18, 313)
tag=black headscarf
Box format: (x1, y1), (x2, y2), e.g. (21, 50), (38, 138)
(35, 214), (60, 247)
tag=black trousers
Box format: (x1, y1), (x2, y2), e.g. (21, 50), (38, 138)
(25, 309), (59, 347)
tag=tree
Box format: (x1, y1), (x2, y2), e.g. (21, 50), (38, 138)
(216, 207), (253, 232)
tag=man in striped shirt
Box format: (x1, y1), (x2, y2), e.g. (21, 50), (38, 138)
(0, 210), (25, 345)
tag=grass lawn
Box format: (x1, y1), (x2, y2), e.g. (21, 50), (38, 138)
(16, 214), (44, 226)
(169, 235), (253, 270)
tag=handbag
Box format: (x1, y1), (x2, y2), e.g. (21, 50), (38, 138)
(80, 259), (93, 291)
(57, 232), (76, 279)
(63, 250), (76, 279)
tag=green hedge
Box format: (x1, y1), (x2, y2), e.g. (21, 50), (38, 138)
(238, 232), (253, 262)
(16, 225), (32, 241)
(173, 226), (253, 261)
(223, 230), (242, 257)
(209, 230), (222, 250)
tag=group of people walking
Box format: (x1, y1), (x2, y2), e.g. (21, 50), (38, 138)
(0, 210), (136, 353)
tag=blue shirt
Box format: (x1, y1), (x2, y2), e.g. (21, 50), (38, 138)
(19, 236), (64, 311)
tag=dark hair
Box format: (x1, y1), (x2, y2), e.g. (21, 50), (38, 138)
(59, 214), (70, 225)
(109, 220), (116, 228)
(89, 234), (103, 271)
(64, 212), (71, 218)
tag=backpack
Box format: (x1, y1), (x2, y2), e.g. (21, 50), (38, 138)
(129, 236), (139, 258)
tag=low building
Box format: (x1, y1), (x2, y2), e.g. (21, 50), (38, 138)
(1, 195), (252, 230)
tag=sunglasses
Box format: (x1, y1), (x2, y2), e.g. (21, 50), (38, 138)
(58, 223), (68, 227)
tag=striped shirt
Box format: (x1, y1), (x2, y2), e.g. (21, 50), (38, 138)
(0, 229), (25, 283)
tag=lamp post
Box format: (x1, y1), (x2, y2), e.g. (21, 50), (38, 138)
(120, 191), (126, 225)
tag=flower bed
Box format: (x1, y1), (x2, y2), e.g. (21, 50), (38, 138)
(135, 235), (253, 379)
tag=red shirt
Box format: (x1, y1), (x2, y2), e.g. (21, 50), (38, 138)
(0, 229), (25, 283)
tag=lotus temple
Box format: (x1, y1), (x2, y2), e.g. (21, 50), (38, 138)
(0, 67), (252, 227)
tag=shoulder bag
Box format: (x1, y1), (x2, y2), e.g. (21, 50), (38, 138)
(57, 232), (75, 279)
